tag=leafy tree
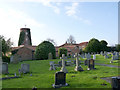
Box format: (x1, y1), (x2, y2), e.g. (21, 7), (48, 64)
(85, 38), (101, 53)
(58, 48), (67, 57)
(116, 44), (120, 51)
(0, 35), (13, 56)
(46, 38), (57, 46)
(100, 40), (108, 51)
(0, 35), (13, 63)
(66, 35), (76, 44)
(35, 41), (56, 60)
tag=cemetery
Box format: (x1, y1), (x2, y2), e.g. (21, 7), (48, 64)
(1, 53), (119, 88)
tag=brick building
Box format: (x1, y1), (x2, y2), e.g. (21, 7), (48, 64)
(11, 28), (88, 61)
(55, 42), (88, 57)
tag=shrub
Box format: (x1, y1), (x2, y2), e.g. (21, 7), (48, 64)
(2, 55), (10, 63)
(58, 48), (67, 57)
(35, 41), (56, 60)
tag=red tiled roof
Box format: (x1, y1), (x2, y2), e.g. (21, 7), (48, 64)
(12, 45), (37, 51)
(79, 42), (88, 46)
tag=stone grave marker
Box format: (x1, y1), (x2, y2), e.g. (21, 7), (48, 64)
(2, 62), (8, 74)
(52, 71), (68, 88)
(74, 53), (83, 71)
(111, 77), (120, 89)
(84, 60), (88, 65)
(20, 64), (30, 73)
(10, 54), (20, 64)
(49, 61), (56, 70)
(93, 54), (96, 60)
(48, 52), (52, 60)
(60, 54), (68, 73)
(87, 59), (95, 70)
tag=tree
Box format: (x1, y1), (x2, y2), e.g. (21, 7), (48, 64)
(35, 41), (56, 60)
(116, 44), (120, 51)
(46, 38), (57, 46)
(85, 38), (101, 53)
(58, 48), (67, 57)
(66, 35), (76, 44)
(100, 40), (108, 51)
(0, 35), (13, 56)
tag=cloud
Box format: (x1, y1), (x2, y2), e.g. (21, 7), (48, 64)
(65, 2), (79, 16)
(0, 8), (45, 46)
(65, 3), (92, 25)
(15, 0), (60, 14)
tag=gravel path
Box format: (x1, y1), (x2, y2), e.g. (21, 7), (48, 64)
(95, 63), (120, 68)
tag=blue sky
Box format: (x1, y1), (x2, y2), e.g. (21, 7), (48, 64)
(0, 0), (118, 46)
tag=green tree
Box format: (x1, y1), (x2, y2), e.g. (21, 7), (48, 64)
(85, 38), (101, 53)
(116, 44), (120, 51)
(100, 40), (108, 51)
(0, 35), (13, 56)
(35, 41), (56, 60)
(58, 48), (67, 57)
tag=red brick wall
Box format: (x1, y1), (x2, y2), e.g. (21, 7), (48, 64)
(16, 47), (35, 60)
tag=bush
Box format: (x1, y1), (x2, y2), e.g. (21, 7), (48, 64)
(2, 56), (10, 63)
(58, 48), (67, 57)
(35, 41), (56, 60)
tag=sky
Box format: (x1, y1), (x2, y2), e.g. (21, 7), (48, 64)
(0, 0), (118, 47)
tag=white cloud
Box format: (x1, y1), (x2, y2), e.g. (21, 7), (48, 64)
(0, 8), (45, 46)
(65, 2), (79, 16)
(15, 0), (60, 14)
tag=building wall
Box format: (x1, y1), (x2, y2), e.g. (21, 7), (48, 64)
(16, 47), (35, 61)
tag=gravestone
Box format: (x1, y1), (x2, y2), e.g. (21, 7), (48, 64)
(86, 53), (91, 60)
(93, 54), (96, 60)
(111, 77), (120, 90)
(87, 59), (95, 70)
(60, 54), (68, 73)
(49, 61), (54, 65)
(20, 64), (30, 73)
(49, 61), (56, 70)
(49, 64), (56, 70)
(84, 60), (88, 65)
(48, 52), (52, 60)
(2, 62), (8, 74)
(74, 53), (83, 71)
(10, 54), (19, 64)
(53, 71), (68, 88)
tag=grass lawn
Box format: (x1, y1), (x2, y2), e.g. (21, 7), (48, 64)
(1, 58), (118, 88)
(95, 55), (119, 66)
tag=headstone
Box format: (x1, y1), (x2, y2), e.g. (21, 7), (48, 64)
(84, 60), (88, 65)
(74, 53), (83, 71)
(111, 77), (120, 90)
(49, 64), (56, 70)
(86, 53), (91, 60)
(60, 54), (68, 73)
(49, 61), (54, 65)
(52, 71), (68, 88)
(93, 54), (96, 60)
(11, 54), (19, 64)
(14, 73), (17, 77)
(87, 59), (95, 70)
(48, 52), (52, 60)
(21, 64), (30, 73)
(2, 62), (8, 74)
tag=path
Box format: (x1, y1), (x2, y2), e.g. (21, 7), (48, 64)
(95, 63), (120, 68)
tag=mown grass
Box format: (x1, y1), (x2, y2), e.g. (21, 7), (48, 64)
(2, 57), (118, 88)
